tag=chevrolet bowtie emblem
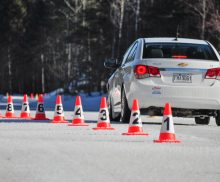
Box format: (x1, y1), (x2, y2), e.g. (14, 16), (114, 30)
(178, 63), (188, 67)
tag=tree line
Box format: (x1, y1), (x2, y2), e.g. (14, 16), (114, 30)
(1, 0), (220, 94)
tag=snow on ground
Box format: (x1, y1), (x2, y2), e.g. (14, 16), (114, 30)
(0, 91), (105, 112)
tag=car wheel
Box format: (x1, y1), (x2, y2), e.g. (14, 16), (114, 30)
(215, 111), (220, 126)
(120, 89), (131, 123)
(108, 96), (120, 122)
(195, 117), (210, 125)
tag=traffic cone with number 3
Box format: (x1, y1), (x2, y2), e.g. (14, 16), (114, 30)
(20, 94), (32, 119)
(34, 94), (49, 120)
(122, 99), (149, 136)
(51, 95), (68, 123)
(154, 103), (181, 143)
(93, 97), (115, 130)
(5, 95), (16, 118)
(68, 96), (88, 126)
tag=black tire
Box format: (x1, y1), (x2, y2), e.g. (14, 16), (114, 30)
(195, 117), (210, 125)
(215, 111), (220, 126)
(120, 89), (131, 123)
(108, 96), (120, 122)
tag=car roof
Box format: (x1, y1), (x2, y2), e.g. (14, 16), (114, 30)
(144, 37), (208, 45)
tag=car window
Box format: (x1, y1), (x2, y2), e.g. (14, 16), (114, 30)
(121, 42), (135, 65)
(142, 43), (218, 61)
(124, 42), (138, 64)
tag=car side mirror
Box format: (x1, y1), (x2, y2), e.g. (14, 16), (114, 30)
(104, 58), (120, 69)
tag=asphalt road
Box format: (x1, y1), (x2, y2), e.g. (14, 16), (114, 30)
(0, 110), (220, 182)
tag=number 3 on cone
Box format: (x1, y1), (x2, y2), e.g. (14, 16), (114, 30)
(100, 109), (107, 120)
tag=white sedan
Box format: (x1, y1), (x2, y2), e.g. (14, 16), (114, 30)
(105, 37), (220, 126)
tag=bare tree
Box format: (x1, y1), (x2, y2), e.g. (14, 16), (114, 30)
(206, 9), (220, 49)
(127, 0), (140, 38)
(110, 0), (126, 58)
(180, 0), (215, 39)
(56, 0), (85, 88)
(41, 53), (45, 93)
(8, 45), (12, 93)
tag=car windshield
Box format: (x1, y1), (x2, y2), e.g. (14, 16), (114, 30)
(143, 43), (218, 61)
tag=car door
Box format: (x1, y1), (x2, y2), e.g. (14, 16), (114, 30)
(112, 41), (139, 112)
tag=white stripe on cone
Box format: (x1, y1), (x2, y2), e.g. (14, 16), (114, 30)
(21, 102), (30, 114)
(98, 107), (110, 123)
(129, 109), (142, 127)
(36, 102), (45, 114)
(54, 104), (64, 117)
(73, 105), (84, 120)
(6, 103), (14, 113)
(160, 114), (175, 133)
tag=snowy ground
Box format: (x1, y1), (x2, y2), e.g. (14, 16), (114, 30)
(0, 95), (220, 182)
(0, 92), (104, 111)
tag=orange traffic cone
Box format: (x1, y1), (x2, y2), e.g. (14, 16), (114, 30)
(30, 93), (34, 99)
(5, 95), (16, 118)
(68, 96), (88, 126)
(34, 94), (49, 120)
(122, 99), (149, 136)
(51, 95), (68, 123)
(20, 94), (32, 119)
(154, 103), (181, 143)
(93, 97), (115, 130)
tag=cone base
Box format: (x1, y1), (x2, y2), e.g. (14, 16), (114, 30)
(20, 116), (32, 119)
(94, 121), (114, 129)
(69, 118), (88, 126)
(34, 118), (50, 120)
(154, 139), (181, 143)
(4, 115), (18, 119)
(5, 113), (16, 118)
(154, 133), (181, 143)
(34, 114), (50, 120)
(122, 126), (149, 135)
(126, 126), (146, 134)
(20, 112), (31, 119)
(93, 127), (115, 130)
(122, 132), (149, 136)
(51, 120), (68, 124)
(51, 115), (68, 123)
(68, 123), (89, 126)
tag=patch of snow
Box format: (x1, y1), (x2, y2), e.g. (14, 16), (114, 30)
(0, 92), (106, 112)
